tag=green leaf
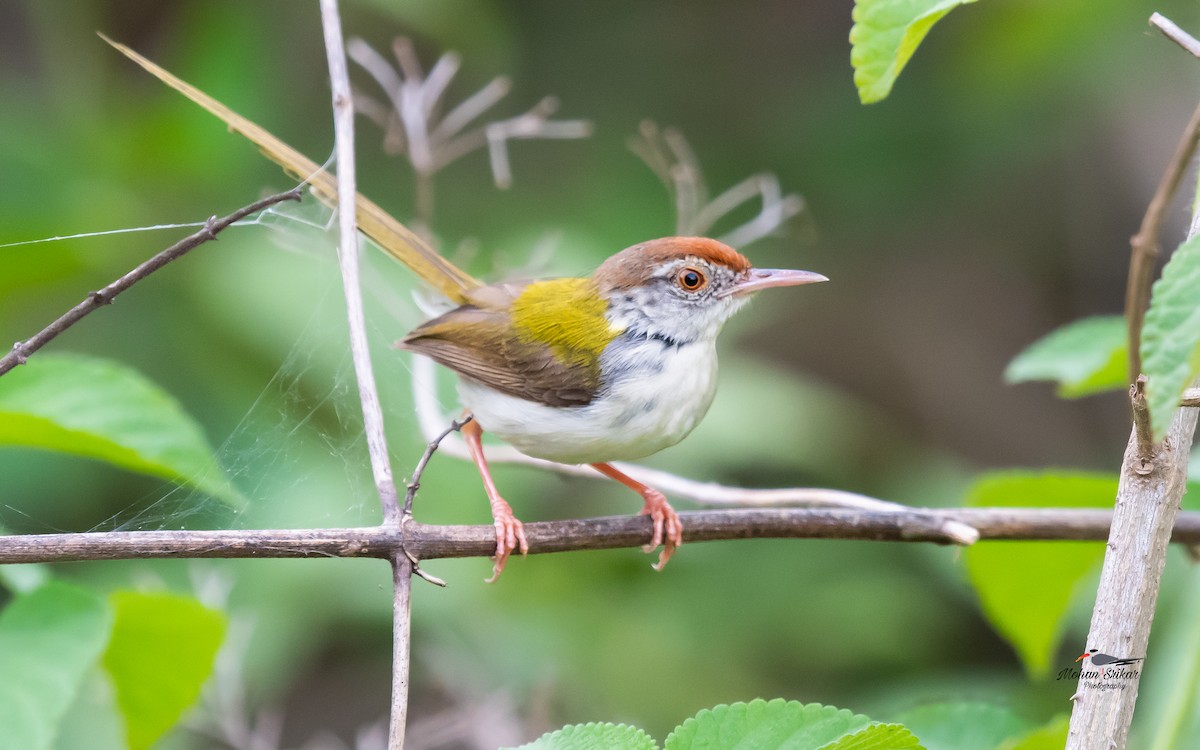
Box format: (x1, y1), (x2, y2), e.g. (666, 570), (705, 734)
(965, 471), (1116, 679)
(510, 722), (658, 750)
(0, 581), (112, 750)
(103, 590), (227, 750)
(821, 723), (923, 749)
(1004, 316), (1127, 398)
(894, 703), (1026, 750)
(850, 0), (979, 104)
(0, 353), (241, 505)
(665, 699), (875, 750)
(997, 715), (1069, 750)
(1141, 234), (1200, 441)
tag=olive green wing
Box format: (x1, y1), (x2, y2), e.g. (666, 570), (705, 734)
(399, 304), (601, 407)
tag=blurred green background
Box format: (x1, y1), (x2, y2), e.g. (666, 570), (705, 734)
(3, 1), (1200, 747)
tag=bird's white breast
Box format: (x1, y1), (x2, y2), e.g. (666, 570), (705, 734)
(457, 337), (719, 465)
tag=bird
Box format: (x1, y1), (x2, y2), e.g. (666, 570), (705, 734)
(399, 236), (827, 580)
(98, 43), (829, 579)
(1075, 649), (1143, 667)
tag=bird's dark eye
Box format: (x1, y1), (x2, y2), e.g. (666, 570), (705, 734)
(677, 267), (707, 292)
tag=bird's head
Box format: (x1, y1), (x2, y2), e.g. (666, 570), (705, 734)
(592, 237), (827, 345)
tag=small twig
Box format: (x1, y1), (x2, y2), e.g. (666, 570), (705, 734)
(403, 416), (472, 519)
(0, 188), (302, 378)
(401, 416), (470, 588)
(1151, 12), (1200, 58)
(1132, 375), (1155, 474)
(1124, 86), (1200, 382)
(1182, 387), (1200, 407)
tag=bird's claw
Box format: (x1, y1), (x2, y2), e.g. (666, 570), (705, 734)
(639, 489), (682, 570)
(485, 497), (528, 583)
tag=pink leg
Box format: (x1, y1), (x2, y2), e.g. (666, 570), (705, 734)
(463, 419), (528, 582)
(591, 462), (682, 570)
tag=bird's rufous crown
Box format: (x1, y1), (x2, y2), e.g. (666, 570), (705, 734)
(593, 237), (750, 291)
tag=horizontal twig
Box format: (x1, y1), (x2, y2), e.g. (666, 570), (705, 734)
(3, 507), (1200, 565)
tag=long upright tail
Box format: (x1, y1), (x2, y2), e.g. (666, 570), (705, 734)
(100, 33), (481, 305)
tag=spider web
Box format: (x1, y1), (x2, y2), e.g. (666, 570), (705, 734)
(3, 192), (453, 537)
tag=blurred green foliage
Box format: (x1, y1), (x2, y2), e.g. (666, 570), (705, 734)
(3, 1), (1200, 748)
(1004, 316), (1127, 399)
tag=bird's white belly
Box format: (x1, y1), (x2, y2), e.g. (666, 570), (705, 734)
(458, 340), (719, 464)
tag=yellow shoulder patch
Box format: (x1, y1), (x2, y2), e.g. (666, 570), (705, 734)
(510, 278), (619, 369)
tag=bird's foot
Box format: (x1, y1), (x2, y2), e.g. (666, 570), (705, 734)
(485, 496), (529, 583)
(639, 489), (682, 570)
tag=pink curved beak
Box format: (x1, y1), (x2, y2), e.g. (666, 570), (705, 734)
(727, 268), (829, 297)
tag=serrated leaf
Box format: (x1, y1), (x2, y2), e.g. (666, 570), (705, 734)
(894, 703), (1026, 750)
(1141, 234), (1200, 441)
(820, 723), (923, 749)
(0, 353), (241, 505)
(0, 581), (112, 750)
(509, 722), (658, 750)
(1005, 316), (1127, 398)
(103, 591), (227, 750)
(666, 699), (874, 750)
(997, 715), (1068, 750)
(850, 0), (979, 104)
(965, 472), (1115, 679)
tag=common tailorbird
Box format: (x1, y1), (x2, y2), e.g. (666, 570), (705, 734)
(400, 237), (827, 580)
(96, 42), (829, 581)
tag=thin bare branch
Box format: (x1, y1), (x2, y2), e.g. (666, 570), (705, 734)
(321, 0), (399, 524)
(3, 507), (1200, 565)
(1124, 94), (1200, 383)
(320, 5), (408, 749)
(390, 554), (413, 749)
(0, 188), (302, 378)
(1151, 12), (1200, 58)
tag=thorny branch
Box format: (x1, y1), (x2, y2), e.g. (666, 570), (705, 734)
(0, 188), (303, 378)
